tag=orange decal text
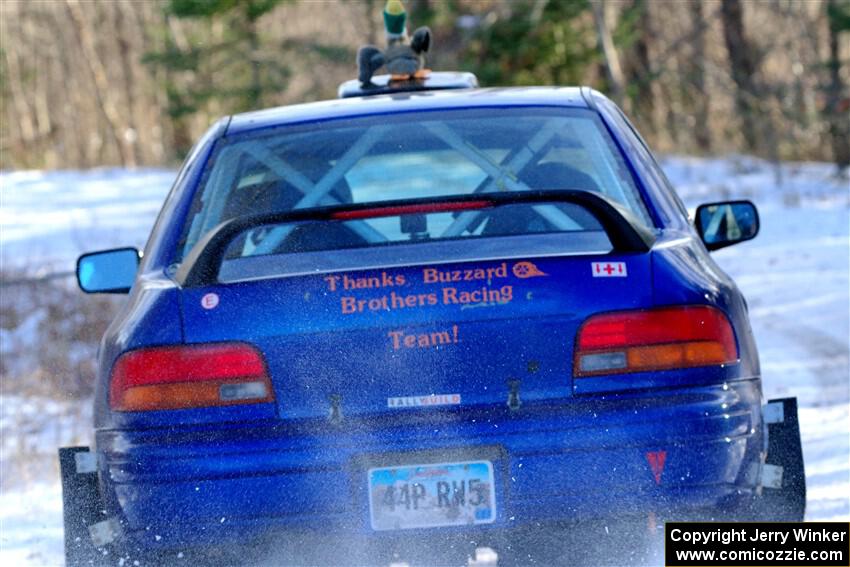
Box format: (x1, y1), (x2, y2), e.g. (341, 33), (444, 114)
(388, 325), (460, 350)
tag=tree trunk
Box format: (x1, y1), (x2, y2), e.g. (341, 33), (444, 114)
(2, 25), (37, 145)
(64, 0), (136, 167)
(720, 0), (761, 153)
(247, 16), (262, 111)
(365, 0), (378, 45)
(114, 1), (140, 167)
(826, 0), (850, 172)
(591, 0), (625, 105)
(623, 0), (656, 137)
(689, 0), (711, 153)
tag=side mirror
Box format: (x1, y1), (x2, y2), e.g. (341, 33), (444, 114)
(695, 200), (759, 251)
(76, 248), (140, 294)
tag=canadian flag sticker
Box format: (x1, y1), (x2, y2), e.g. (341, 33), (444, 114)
(592, 262), (628, 277)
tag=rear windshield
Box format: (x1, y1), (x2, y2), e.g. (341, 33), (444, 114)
(178, 107), (651, 261)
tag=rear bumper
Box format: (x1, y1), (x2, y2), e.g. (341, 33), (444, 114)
(96, 379), (763, 551)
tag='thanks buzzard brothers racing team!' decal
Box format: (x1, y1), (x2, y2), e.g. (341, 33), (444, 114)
(318, 259), (626, 352)
(321, 260), (546, 351)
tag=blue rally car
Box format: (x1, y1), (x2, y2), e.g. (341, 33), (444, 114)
(62, 72), (805, 566)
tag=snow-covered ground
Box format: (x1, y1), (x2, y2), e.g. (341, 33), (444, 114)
(0, 157), (847, 565)
(0, 168), (175, 272)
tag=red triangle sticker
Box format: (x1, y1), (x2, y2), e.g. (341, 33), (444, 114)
(646, 450), (667, 485)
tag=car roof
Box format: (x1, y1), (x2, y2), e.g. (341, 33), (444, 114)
(225, 86), (591, 137)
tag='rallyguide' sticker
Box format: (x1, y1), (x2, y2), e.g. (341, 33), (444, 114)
(388, 394), (461, 408)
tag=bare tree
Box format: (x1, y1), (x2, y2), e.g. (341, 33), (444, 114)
(688, 0), (711, 153)
(623, 0), (657, 137)
(825, 0), (850, 172)
(591, 0), (625, 105)
(65, 0), (137, 167)
(1, 7), (36, 149)
(720, 0), (762, 153)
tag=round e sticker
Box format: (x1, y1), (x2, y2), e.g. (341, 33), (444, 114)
(201, 293), (219, 310)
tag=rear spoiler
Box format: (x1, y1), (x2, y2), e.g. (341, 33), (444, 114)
(174, 190), (656, 288)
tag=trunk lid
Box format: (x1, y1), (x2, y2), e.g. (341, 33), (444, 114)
(180, 252), (652, 420)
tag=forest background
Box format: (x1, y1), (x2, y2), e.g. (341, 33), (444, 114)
(1, 0), (848, 173)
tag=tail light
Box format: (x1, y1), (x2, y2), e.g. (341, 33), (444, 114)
(574, 306), (738, 377)
(110, 343), (273, 412)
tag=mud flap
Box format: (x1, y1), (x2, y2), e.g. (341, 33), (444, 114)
(59, 446), (109, 566)
(755, 397), (806, 521)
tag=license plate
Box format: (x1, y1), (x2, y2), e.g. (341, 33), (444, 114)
(368, 460), (496, 531)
